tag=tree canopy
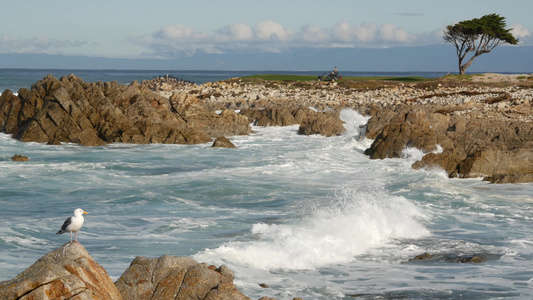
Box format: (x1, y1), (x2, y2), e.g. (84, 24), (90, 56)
(443, 14), (519, 75)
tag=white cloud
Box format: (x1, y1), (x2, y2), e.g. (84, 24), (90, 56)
(155, 24), (199, 39)
(299, 25), (329, 43)
(378, 24), (415, 43)
(510, 23), (530, 38)
(330, 22), (377, 43)
(215, 23), (254, 41)
(254, 20), (292, 41)
(0, 20), (456, 58)
(133, 21), (429, 58)
(0, 34), (90, 54)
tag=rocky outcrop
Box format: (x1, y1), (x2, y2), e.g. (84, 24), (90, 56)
(298, 110), (346, 137)
(240, 106), (346, 136)
(0, 242), (122, 300)
(364, 104), (533, 182)
(0, 74), (251, 146)
(241, 106), (307, 127)
(0, 244), (252, 300)
(115, 255), (250, 300)
(141, 75), (195, 92)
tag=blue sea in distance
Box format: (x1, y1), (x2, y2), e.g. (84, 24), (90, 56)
(1, 69), (533, 299)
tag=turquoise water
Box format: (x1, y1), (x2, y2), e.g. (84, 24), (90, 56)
(1, 71), (533, 299)
(1, 110), (532, 299)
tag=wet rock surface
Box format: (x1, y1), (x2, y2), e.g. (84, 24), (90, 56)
(408, 252), (501, 264)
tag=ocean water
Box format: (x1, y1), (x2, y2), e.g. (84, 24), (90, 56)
(1, 70), (533, 299)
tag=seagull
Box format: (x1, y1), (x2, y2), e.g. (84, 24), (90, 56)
(56, 208), (88, 244)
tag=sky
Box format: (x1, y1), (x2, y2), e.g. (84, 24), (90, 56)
(1, 0), (531, 64)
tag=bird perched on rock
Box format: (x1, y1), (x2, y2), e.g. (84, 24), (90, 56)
(57, 208), (88, 244)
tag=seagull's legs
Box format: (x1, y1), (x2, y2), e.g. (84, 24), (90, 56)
(67, 232), (74, 246)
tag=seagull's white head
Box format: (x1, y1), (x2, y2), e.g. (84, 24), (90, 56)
(74, 208), (88, 216)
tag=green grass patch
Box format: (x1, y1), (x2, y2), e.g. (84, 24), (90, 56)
(242, 74), (429, 82)
(354, 76), (429, 82)
(442, 74), (484, 81)
(243, 74), (317, 81)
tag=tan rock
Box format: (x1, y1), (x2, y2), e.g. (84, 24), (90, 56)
(298, 111), (345, 137)
(115, 255), (250, 300)
(10, 154), (29, 162)
(0, 75), (252, 146)
(0, 242), (122, 300)
(212, 136), (236, 148)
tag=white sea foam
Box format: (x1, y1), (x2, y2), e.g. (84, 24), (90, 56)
(195, 185), (430, 270)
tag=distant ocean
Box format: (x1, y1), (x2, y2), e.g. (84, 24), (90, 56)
(1, 69), (533, 299)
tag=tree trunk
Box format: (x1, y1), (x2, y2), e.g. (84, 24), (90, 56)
(458, 56), (466, 75)
(459, 65), (467, 75)
(459, 51), (484, 75)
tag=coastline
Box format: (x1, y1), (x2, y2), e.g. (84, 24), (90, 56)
(1, 72), (532, 182)
(151, 72), (533, 183)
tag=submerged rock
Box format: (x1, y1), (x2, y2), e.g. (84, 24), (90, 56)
(212, 136), (236, 148)
(10, 154), (29, 162)
(408, 252), (492, 264)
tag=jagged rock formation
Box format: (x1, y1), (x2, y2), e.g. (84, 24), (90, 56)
(0, 74), (252, 146)
(364, 105), (533, 183)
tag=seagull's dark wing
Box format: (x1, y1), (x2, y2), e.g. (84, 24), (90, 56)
(56, 217), (72, 234)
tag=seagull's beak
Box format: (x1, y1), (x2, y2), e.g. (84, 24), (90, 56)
(83, 212), (88, 214)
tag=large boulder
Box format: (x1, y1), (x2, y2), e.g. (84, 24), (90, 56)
(115, 255), (250, 300)
(298, 110), (346, 137)
(364, 108), (449, 159)
(0, 242), (122, 300)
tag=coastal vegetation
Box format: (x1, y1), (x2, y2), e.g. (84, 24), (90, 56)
(242, 74), (429, 82)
